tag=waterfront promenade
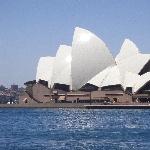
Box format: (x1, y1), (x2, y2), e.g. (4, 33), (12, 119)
(1, 103), (150, 109)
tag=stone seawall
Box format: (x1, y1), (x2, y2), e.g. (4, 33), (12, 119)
(0, 103), (150, 109)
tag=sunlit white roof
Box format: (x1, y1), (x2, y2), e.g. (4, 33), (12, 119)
(35, 27), (150, 92)
(117, 54), (150, 81)
(87, 66), (114, 87)
(88, 65), (122, 88)
(71, 27), (115, 90)
(123, 72), (150, 93)
(115, 39), (139, 63)
(36, 56), (55, 87)
(123, 72), (141, 90)
(101, 66), (122, 87)
(134, 72), (150, 93)
(51, 45), (72, 87)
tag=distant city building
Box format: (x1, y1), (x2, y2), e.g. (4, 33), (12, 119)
(11, 84), (18, 91)
(0, 85), (21, 104)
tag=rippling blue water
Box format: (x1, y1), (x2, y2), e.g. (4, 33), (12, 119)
(0, 109), (150, 150)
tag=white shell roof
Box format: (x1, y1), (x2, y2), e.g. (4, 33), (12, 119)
(71, 27), (115, 90)
(117, 54), (150, 81)
(115, 39), (139, 63)
(36, 56), (55, 87)
(116, 39), (150, 81)
(88, 66), (150, 93)
(88, 65), (122, 88)
(134, 72), (150, 93)
(101, 66), (122, 87)
(51, 45), (72, 87)
(123, 72), (141, 90)
(123, 71), (150, 93)
(35, 27), (150, 92)
(87, 66), (113, 87)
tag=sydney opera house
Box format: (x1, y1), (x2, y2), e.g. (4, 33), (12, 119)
(20, 27), (150, 106)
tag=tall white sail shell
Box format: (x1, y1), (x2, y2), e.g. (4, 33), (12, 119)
(36, 56), (55, 87)
(117, 54), (150, 81)
(115, 39), (139, 63)
(51, 45), (72, 87)
(71, 27), (115, 90)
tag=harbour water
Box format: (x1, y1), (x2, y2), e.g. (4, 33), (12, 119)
(0, 109), (150, 150)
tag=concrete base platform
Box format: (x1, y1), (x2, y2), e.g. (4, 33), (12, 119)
(0, 103), (150, 109)
(85, 104), (150, 109)
(0, 103), (87, 108)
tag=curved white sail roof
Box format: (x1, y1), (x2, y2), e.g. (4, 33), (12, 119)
(117, 54), (150, 81)
(123, 72), (141, 90)
(101, 66), (122, 87)
(115, 39), (139, 63)
(51, 45), (72, 87)
(71, 27), (115, 90)
(134, 72), (150, 93)
(35, 27), (150, 92)
(123, 72), (150, 93)
(116, 39), (150, 81)
(87, 65), (114, 87)
(36, 56), (55, 87)
(87, 65), (122, 88)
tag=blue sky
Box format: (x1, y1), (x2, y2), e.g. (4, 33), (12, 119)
(0, 0), (150, 87)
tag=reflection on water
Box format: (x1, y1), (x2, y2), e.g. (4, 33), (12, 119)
(0, 108), (150, 149)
